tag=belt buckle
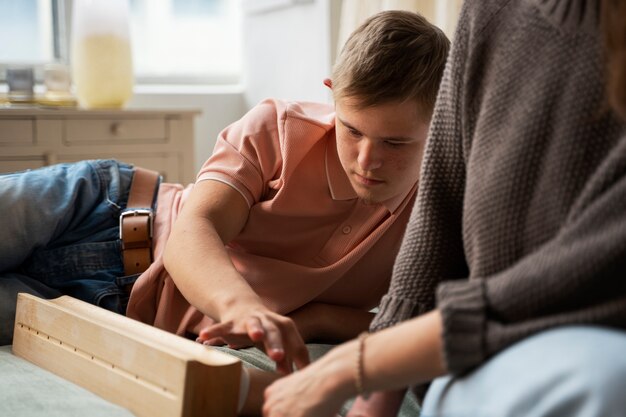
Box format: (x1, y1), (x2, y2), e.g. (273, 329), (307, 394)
(119, 208), (154, 241)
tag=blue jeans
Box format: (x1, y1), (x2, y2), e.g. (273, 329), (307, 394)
(421, 326), (626, 417)
(0, 160), (141, 345)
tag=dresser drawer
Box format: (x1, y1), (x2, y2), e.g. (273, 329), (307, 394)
(0, 107), (198, 184)
(0, 119), (35, 145)
(0, 158), (45, 173)
(64, 118), (167, 144)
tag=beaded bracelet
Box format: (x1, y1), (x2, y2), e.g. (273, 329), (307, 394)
(355, 331), (370, 398)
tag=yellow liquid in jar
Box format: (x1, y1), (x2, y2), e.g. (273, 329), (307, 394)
(72, 34), (133, 108)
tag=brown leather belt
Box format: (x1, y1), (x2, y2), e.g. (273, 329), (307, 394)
(120, 167), (161, 276)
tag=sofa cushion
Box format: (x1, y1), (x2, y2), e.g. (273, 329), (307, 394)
(0, 345), (133, 416)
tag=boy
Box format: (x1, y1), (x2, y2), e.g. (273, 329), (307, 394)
(148, 10), (448, 373)
(0, 11), (448, 411)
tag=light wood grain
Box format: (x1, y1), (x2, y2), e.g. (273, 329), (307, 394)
(12, 293), (241, 417)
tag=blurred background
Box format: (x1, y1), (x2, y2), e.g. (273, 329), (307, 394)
(0, 0), (463, 172)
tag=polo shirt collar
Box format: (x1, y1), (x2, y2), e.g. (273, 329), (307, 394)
(325, 133), (357, 202)
(383, 182), (417, 214)
(325, 134), (416, 214)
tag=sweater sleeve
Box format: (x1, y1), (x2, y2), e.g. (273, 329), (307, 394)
(438, 135), (626, 374)
(370, 103), (468, 331)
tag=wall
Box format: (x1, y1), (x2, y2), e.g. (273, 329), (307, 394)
(240, 0), (338, 108)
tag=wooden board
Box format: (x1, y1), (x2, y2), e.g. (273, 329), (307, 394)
(12, 293), (241, 417)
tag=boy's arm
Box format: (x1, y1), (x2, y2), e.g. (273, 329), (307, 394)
(163, 179), (310, 374)
(288, 303), (375, 343)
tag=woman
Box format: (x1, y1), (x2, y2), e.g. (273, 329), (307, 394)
(263, 0), (626, 416)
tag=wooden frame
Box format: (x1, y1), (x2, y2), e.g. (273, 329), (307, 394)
(12, 293), (241, 417)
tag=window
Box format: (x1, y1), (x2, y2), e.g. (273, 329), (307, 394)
(0, 0), (241, 85)
(129, 0), (242, 84)
(0, 0), (56, 64)
(0, 0), (66, 82)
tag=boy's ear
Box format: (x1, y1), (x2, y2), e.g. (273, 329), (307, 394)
(323, 78), (333, 89)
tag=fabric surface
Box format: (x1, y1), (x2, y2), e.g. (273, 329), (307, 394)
(421, 326), (626, 417)
(0, 160), (139, 345)
(372, 0), (626, 378)
(214, 343), (421, 417)
(0, 160), (135, 309)
(128, 99), (418, 337)
(0, 274), (62, 346)
(0, 345), (133, 416)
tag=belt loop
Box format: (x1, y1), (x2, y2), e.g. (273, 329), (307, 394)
(120, 167), (161, 276)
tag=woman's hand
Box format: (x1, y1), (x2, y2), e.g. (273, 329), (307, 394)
(345, 391), (405, 417)
(264, 311), (446, 416)
(263, 340), (357, 417)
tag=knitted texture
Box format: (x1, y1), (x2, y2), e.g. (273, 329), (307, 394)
(372, 0), (626, 376)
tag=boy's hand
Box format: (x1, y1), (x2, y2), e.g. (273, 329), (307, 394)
(197, 307), (310, 374)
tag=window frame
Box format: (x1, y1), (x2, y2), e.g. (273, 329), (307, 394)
(0, 0), (69, 84)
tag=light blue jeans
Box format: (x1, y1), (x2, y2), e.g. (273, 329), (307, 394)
(0, 160), (140, 345)
(421, 326), (626, 417)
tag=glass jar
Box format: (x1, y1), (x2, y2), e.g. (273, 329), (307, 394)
(71, 0), (133, 108)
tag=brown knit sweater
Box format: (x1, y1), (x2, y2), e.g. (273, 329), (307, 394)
(371, 0), (626, 376)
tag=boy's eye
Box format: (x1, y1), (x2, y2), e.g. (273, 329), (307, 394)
(348, 128), (362, 137)
(385, 141), (404, 147)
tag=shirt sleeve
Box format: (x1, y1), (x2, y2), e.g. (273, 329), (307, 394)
(196, 99), (285, 207)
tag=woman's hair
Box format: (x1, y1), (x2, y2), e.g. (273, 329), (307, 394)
(602, 0), (626, 120)
(331, 10), (450, 112)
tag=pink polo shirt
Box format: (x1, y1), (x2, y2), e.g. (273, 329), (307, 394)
(127, 99), (417, 336)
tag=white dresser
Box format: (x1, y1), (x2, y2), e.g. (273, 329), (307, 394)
(0, 107), (199, 184)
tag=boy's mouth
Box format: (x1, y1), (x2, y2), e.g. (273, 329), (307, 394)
(354, 172), (384, 186)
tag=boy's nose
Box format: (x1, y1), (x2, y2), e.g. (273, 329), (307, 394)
(357, 140), (383, 171)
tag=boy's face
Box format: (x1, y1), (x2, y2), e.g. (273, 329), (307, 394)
(335, 97), (430, 205)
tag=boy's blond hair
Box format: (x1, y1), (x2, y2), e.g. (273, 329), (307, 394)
(332, 10), (450, 112)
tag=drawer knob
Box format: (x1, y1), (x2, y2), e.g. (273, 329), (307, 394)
(110, 122), (125, 136)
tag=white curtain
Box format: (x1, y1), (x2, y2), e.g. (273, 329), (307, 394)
(336, 0), (463, 55)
